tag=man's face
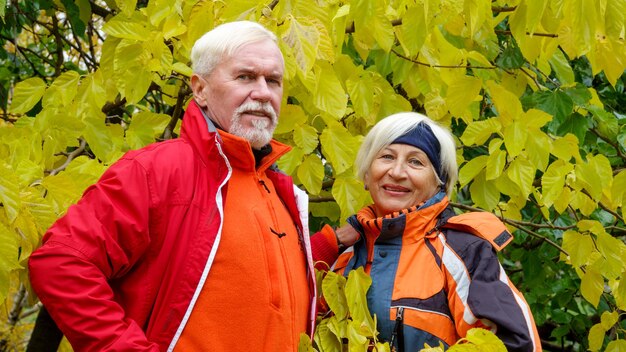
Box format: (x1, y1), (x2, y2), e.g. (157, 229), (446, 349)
(191, 39), (284, 149)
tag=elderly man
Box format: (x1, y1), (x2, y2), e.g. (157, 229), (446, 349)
(28, 21), (354, 351)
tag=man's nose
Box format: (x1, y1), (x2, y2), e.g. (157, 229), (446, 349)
(250, 78), (271, 102)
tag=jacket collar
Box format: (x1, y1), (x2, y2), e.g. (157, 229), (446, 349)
(352, 193), (449, 245)
(180, 100), (290, 171)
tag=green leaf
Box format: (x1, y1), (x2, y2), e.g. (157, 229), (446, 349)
(310, 202), (340, 222)
(533, 90), (574, 124)
(60, 0), (87, 37)
(496, 41), (525, 69)
(313, 318), (341, 352)
(126, 111), (170, 150)
(549, 49), (575, 85)
(293, 124), (319, 154)
(581, 267), (604, 307)
(458, 155), (488, 187)
(297, 154), (324, 195)
(9, 77), (46, 114)
(346, 70), (378, 125)
(0, 222), (22, 302)
(588, 105), (619, 141)
(320, 123), (358, 175)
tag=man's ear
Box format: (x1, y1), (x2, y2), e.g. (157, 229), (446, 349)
(190, 74), (206, 107)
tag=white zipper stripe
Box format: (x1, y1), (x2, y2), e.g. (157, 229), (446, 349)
(167, 137), (232, 352)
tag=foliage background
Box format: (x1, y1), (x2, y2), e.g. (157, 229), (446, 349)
(1, 0), (626, 350)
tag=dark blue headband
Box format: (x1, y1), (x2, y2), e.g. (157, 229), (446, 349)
(391, 122), (445, 184)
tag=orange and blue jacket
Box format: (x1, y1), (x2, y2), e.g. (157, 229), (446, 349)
(333, 193), (541, 351)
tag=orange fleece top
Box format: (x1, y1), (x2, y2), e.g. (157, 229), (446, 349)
(175, 132), (310, 351)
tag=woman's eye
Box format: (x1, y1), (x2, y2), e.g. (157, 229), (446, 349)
(380, 154), (394, 160)
(409, 158), (423, 166)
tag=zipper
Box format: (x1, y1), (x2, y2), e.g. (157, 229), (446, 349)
(390, 306), (405, 352)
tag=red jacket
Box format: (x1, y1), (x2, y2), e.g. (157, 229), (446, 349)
(28, 100), (320, 351)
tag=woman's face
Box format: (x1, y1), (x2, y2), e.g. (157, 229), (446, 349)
(364, 143), (440, 217)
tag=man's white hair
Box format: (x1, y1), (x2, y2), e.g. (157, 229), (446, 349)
(191, 21), (279, 77)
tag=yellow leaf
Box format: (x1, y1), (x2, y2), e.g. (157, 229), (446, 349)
(446, 76), (482, 117)
(486, 81), (522, 125)
(0, 164), (20, 222)
(115, 0), (137, 17)
(395, 5), (427, 56)
(281, 16), (319, 75)
(486, 148), (506, 181)
(561, 230), (594, 267)
(459, 155), (488, 187)
(525, 131), (551, 171)
(575, 154), (612, 201)
(551, 134), (581, 162)
(506, 157), (535, 199)
(460, 119), (501, 146)
(346, 70), (379, 125)
(277, 146), (305, 176)
(553, 187), (573, 214)
(0, 222), (22, 302)
(172, 62), (193, 77)
(275, 104), (308, 134)
(103, 13), (152, 41)
(297, 154), (324, 195)
(581, 267), (604, 307)
(601, 311), (619, 330)
(293, 124), (319, 154)
(588, 323), (606, 352)
(596, 232), (626, 280)
(469, 171), (500, 211)
(42, 71), (81, 108)
(9, 77), (46, 114)
(503, 121), (527, 157)
(126, 111), (170, 149)
(332, 173), (369, 221)
(542, 160), (573, 208)
(313, 62), (347, 119)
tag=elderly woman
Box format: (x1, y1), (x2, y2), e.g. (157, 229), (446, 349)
(331, 112), (541, 351)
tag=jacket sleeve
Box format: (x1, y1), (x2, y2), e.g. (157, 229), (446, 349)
(310, 225), (340, 270)
(443, 235), (541, 352)
(28, 157), (159, 352)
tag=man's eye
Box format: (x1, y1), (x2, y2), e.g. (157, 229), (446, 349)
(237, 74), (252, 80)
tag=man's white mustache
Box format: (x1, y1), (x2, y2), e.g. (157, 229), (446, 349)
(233, 101), (278, 127)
